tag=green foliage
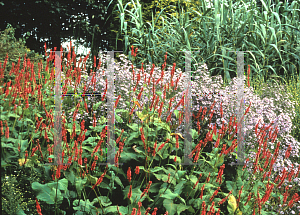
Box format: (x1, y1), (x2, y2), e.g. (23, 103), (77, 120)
(1, 174), (27, 214)
(0, 23), (28, 60)
(32, 178), (69, 204)
(114, 0), (300, 89)
(1, 17), (300, 214)
(0, 23), (47, 73)
(141, 0), (204, 27)
(1, 168), (45, 215)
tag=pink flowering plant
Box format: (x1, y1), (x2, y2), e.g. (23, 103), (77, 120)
(1, 37), (300, 215)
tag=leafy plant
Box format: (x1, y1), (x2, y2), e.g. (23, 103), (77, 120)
(1, 14), (300, 215)
(2, 173), (27, 215)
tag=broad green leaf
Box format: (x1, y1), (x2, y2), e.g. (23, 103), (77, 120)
(75, 177), (87, 198)
(226, 181), (236, 195)
(151, 166), (164, 173)
(174, 180), (185, 196)
(47, 178), (68, 192)
(187, 174), (198, 184)
(123, 185), (145, 204)
(92, 196), (112, 207)
(50, 187), (63, 204)
(160, 188), (179, 200)
(119, 147), (144, 163)
(236, 176), (244, 188)
(1, 142), (15, 149)
(7, 112), (20, 118)
(104, 205), (128, 214)
(215, 154), (224, 168)
(177, 204), (190, 214)
(32, 182), (55, 204)
(73, 199), (96, 212)
(113, 175), (124, 189)
(127, 123), (139, 132)
(19, 138), (28, 153)
(65, 170), (76, 186)
(163, 199), (177, 215)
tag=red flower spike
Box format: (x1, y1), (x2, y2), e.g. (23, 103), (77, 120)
(35, 198), (42, 215)
(131, 208), (137, 215)
(220, 102), (223, 118)
(128, 185), (132, 199)
(127, 167), (132, 183)
(131, 45), (134, 56)
(145, 207), (151, 214)
(5, 126), (9, 139)
(135, 166), (140, 175)
(151, 208), (158, 215)
(199, 184), (205, 199)
(285, 145), (292, 159)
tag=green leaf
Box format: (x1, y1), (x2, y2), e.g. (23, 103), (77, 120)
(177, 204), (190, 214)
(104, 205), (128, 214)
(115, 113), (123, 123)
(50, 187), (63, 204)
(236, 176), (244, 188)
(187, 174), (198, 185)
(160, 188), (179, 200)
(163, 199), (177, 215)
(32, 182), (55, 204)
(76, 177), (87, 198)
(151, 166), (164, 173)
(176, 169), (186, 180)
(119, 147), (144, 163)
(131, 145), (146, 156)
(83, 136), (98, 145)
(48, 178), (68, 192)
(215, 154), (224, 168)
(19, 138), (28, 153)
(253, 181), (265, 195)
(1, 142), (15, 149)
(113, 175), (124, 189)
(226, 181), (236, 196)
(7, 112), (20, 118)
(260, 0), (269, 13)
(123, 185), (145, 204)
(81, 145), (94, 152)
(73, 199), (96, 212)
(174, 181), (185, 195)
(92, 196), (112, 207)
(127, 123), (139, 132)
(16, 204), (26, 215)
(32, 178), (68, 205)
(174, 109), (180, 119)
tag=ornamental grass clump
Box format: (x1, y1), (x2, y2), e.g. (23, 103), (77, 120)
(1, 43), (300, 215)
